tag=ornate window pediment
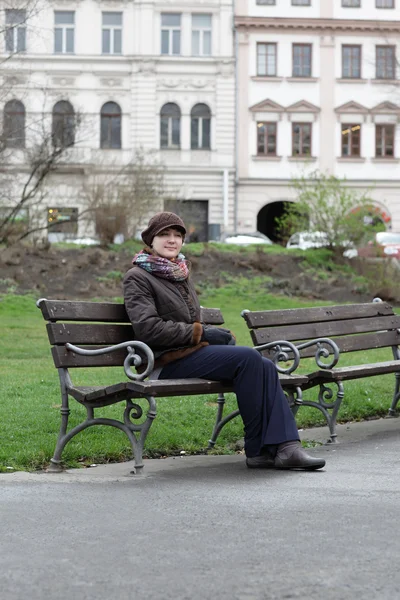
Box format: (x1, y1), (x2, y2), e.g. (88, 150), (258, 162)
(249, 98), (284, 112)
(371, 101), (400, 115)
(286, 100), (320, 113)
(335, 101), (369, 114)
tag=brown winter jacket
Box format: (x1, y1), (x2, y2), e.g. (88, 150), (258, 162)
(123, 266), (208, 370)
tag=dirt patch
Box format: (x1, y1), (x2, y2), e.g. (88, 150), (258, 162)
(0, 243), (379, 303)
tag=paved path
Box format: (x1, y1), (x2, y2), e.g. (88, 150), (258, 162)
(1, 418), (399, 600)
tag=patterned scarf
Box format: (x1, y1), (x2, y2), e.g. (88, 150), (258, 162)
(132, 250), (189, 282)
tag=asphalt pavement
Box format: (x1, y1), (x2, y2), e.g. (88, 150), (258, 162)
(1, 417), (399, 600)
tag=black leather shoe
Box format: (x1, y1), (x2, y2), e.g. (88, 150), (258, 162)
(274, 443), (325, 470)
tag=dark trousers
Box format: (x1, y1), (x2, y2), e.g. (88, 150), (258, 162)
(160, 346), (299, 458)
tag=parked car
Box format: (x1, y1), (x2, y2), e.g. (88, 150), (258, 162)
(286, 231), (357, 258)
(222, 232), (274, 246)
(357, 231), (400, 259)
(286, 231), (329, 250)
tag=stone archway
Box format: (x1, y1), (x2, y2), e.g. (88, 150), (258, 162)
(257, 201), (295, 244)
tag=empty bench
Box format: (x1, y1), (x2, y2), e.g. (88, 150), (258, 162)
(241, 300), (400, 441)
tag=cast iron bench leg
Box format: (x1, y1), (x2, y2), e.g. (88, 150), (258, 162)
(207, 393), (240, 449)
(301, 381), (344, 443)
(388, 372), (400, 417)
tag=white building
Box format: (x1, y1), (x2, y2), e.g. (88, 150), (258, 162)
(1, 0), (235, 242)
(235, 0), (400, 239)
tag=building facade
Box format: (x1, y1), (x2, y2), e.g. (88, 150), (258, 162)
(235, 0), (400, 240)
(1, 0), (235, 242)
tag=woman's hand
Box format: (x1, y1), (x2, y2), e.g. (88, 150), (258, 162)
(201, 326), (236, 346)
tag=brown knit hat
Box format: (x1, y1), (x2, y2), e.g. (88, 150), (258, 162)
(141, 212), (187, 247)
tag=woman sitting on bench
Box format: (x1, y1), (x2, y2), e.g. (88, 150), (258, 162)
(123, 212), (325, 471)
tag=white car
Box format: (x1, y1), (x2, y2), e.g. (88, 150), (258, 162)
(222, 232), (273, 246)
(286, 231), (358, 257)
(286, 231), (330, 250)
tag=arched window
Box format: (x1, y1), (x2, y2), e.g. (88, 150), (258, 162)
(52, 101), (75, 148)
(3, 100), (25, 148)
(160, 103), (180, 149)
(100, 101), (121, 149)
(191, 103), (211, 149)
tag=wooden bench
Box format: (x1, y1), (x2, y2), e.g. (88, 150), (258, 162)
(241, 300), (400, 442)
(37, 298), (309, 473)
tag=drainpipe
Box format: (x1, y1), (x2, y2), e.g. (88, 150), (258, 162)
(232, 0), (239, 233)
(223, 168), (229, 229)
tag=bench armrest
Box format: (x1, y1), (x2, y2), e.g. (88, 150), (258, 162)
(253, 341), (301, 375)
(65, 341), (155, 381)
(296, 337), (340, 369)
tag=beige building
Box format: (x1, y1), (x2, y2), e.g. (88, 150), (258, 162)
(235, 0), (400, 240)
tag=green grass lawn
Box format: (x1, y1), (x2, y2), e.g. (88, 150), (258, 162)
(0, 288), (398, 472)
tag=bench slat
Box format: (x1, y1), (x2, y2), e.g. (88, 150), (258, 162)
(243, 302), (394, 328)
(69, 373), (308, 403)
(260, 330), (400, 360)
(47, 323), (134, 345)
(52, 346), (128, 368)
(38, 299), (224, 326)
(38, 299), (129, 322)
(251, 315), (400, 345)
(306, 360), (400, 385)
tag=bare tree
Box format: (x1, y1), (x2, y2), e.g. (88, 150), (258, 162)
(82, 148), (166, 245)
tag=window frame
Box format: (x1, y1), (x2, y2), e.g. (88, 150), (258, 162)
(54, 11), (75, 54)
(52, 101), (75, 148)
(291, 0), (311, 5)
(342, 0), (361, 5)
(292, 122), (312, 157)
(47, 207), (78, 235)
(161, 13), (181, 56)
(256, 0), (276, 4)
(3, 99), (25, 148)
(191, 14), (212, 57)
(5, 9), (26, 53)
(341, 124), (361, 157)
(102, 12), (123, 55)
(257, 122), (277, 157)
(160, 103), (181, 149)
(375, 124), (395, 157)
(376, 0), (395, 8)
(342, 45), (362, 79)
(292, 43), (312, 78)
(100, 102), (122, 149)
(190, 104), (211, 150)
(256, 42), (277, 77)
(376, 45), (396, 80)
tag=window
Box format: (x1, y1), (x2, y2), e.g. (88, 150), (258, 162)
(102, 12), (122, 55)
(376, 0), (395, 7)
(292, 123), (312, 156)
(257, 43), (277, 77)
(341, 124), (361, 157)
(54, 11), (74, 54)
(257, 122), (277, 156)
(292, 44), (312, 77)
(3, 100), (25, 148)
(100, 102), (121, 149)
(191, 104), (211, 149)
(5, 10), (26, 53)
(376, 124), (395, 157)
(161, 14), (181, 55)
(342, 45), (361, 78)
(292, 0), (311, 4)
(256, 0), (276, 4)
(192, 14), (211, 56)
(52, 101), (75, 148)
(376, 46), (396, 79)
(342, 0), (361, 5)
(160, 103), (180, 148)
(47, 207), (78, 234)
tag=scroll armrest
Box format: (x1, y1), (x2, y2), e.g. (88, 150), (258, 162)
(65, 341), (155, 381)
(296, 337), (340, 369)
(253, 340), (301, 375)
